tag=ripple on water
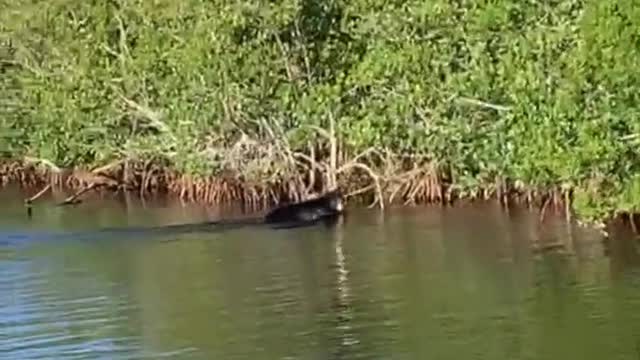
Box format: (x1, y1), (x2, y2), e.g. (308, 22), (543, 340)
(2, 197), (640, 360)
(0, 252), (141, 360)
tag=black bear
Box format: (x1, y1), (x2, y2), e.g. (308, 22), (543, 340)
(14, 190), (348, 243)
(264, 190), (345, 228)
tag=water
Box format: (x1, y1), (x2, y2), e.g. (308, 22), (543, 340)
(2, 187), (640, 360)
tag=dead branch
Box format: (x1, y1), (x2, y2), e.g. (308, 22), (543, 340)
(346, 184), (376, 199)
(25, 184), (52, 204)
(328, 111), (338, 191)
(90, 160), (124, 175)
(336, 162), (384, 209)
(23, 156), (62, 173)
(58, 183), (99, 206)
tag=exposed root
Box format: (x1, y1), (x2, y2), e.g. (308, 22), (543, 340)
(346, 184), (376, 200)
(25, 184), (51, 204)
(629, 213), (638, 236)
(337, 162), (384, 209)
(1, 139), (578, 224)
(1, 158), (59, 188)
(539, 195), (552, 223)
(58, 183), (99, 206)
(385, 161), (446, 206)
(23, 183), (53, 218)
(3, 154), (572, 213)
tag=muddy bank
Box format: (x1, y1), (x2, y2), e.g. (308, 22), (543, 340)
(6, 157), (632, 245)
(1, 157), (572, 214)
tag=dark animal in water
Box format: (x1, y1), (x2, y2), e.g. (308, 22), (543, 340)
(264, 190), (344, 228)
(1, 191), (346, 244)
(153, 190), (344, 231)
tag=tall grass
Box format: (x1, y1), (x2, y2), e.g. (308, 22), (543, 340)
(1, 0), (640, 221)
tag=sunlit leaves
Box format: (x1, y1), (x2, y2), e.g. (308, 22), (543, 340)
(2, 0), (640, 219)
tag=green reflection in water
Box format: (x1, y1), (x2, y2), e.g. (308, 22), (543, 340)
(1, 190), (640, 360)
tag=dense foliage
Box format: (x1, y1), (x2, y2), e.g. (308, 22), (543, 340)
(1, 0), (640, 221)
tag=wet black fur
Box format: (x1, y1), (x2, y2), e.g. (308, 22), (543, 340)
(6, 191), (346, 244)
(264, 190), (344, 227)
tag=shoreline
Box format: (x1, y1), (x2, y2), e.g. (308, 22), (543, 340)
(4, 0), (638, 234)
(4, 157), (630, 242)
(1, 157), (570, 205)
(0, 157), (576, 217)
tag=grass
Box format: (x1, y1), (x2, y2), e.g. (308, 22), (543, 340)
(1, 0), (640, 224)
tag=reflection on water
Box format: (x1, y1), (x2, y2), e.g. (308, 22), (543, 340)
(2, 189), (640, 360)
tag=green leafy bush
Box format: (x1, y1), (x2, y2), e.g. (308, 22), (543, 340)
(1, 0), (639, 221)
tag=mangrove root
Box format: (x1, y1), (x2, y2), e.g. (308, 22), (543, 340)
(57, 183), (99, 206)
(25, 184), (52, 204)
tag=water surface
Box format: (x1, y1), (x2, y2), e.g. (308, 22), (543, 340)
(2, 187), (640, 360)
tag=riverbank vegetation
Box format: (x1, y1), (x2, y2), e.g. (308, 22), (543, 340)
(1, 0), (640, 224)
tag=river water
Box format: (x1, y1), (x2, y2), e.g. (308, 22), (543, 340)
(1, 187), (640, 360)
